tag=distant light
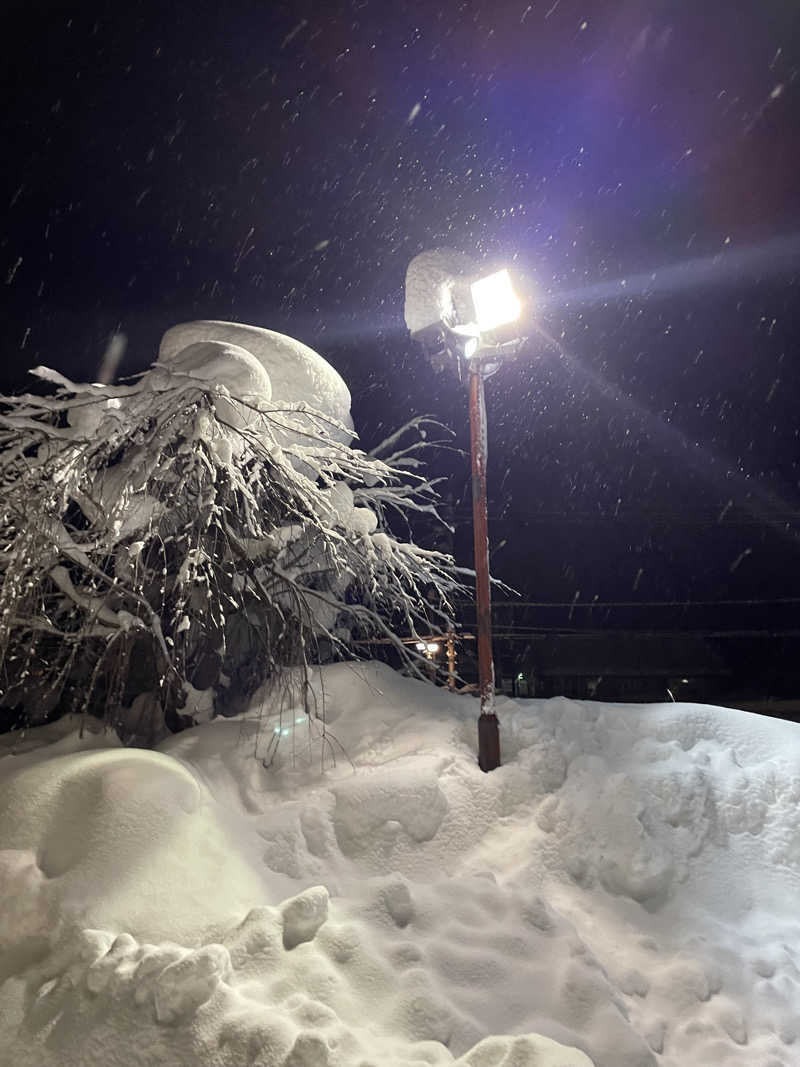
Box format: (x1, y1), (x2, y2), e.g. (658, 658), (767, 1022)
(681, 678), (690, 684)
(517, 672), (524, 681)
(416, 642), (427, 652)
(470, 269), (521, 332)
(426, 642), (440, 653)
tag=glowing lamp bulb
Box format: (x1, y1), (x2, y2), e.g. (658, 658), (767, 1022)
(470, 269), (521, 332)
(464, 335), (480, 359)
(415, 642), (427, 652)
(426, 642), (440, 653)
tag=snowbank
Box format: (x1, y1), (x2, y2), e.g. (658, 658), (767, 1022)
(1, 663), (799, 1066)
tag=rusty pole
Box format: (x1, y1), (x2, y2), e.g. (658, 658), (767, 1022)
(468, 360), (501, 771)
(446, 632), (456, 690)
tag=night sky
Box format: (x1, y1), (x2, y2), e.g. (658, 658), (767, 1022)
(3, 0), (800, 654)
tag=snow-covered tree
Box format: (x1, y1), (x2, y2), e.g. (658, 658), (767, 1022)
(0, 326), (465, 748)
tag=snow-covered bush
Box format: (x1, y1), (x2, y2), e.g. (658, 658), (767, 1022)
(0, 337), (464, 747)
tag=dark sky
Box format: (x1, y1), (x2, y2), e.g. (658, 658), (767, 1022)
(2, 0), (800, 640)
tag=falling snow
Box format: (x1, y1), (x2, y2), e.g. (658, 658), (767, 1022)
(1, 0), (799, 778)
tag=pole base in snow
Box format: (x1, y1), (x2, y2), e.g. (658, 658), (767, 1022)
(478, 713), (501, 772)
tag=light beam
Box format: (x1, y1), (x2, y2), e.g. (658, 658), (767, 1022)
(547, 233), (800, 309)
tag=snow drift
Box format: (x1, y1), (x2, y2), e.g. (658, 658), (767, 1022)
(1, 663), (799, 1066)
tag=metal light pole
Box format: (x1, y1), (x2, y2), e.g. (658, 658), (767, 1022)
(405, 253), (524, 774)
(468, 357), (500, 771)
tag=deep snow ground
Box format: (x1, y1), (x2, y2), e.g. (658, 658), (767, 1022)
(1, 662), (799, 1066)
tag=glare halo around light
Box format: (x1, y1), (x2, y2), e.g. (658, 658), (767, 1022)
(470, 269), (522, 332)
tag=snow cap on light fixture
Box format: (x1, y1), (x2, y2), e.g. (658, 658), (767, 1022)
(470, 269), (521, 333)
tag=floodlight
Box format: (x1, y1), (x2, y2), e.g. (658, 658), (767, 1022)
(470, 269), (521, 332)
(426, 642), (440, 654)
(415, 642), (427, 652)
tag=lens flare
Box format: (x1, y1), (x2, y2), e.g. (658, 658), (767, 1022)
(547, 233), (800, 309)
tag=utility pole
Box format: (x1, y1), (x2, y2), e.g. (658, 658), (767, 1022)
(445, 631), (456, 690)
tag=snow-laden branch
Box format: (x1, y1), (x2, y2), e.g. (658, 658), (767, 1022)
(0, 359), (467, 746)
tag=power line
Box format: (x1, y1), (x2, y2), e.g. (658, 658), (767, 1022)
(478, 628), (800, 639)
(476, 597), (800, 608)
(445, 508), (800, 528)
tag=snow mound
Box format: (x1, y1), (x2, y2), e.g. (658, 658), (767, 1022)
(159, 320), (353, 438)
(147, 339), (274, 437)
(0, 905), (592, 1067)
(0, 745), (277, 947)
(460, 1036), (594, 1066)
(2, 662), (800, 1066)
(157, 339), (272, 401)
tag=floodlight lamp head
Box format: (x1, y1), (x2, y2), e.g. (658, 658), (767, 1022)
(470, 269), (522, 333)
(405, 250), (526, 375)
